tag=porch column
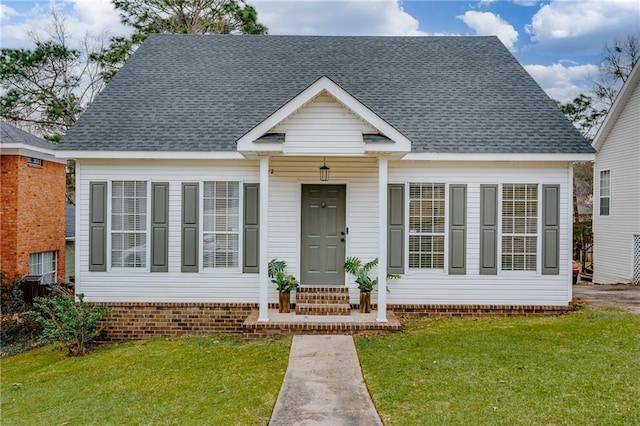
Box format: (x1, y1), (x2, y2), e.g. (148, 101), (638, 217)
(258, 156), (270, 322)
(377, 156), (388, 322)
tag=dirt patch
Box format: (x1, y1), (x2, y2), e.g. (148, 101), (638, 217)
(572, 284), (640, 314)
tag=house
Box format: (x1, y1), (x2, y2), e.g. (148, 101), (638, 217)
(57, 35), (594, 338)
(592, 62), (640, 285)
(65, 202), (76, 283)
(0, 121), (66, 284)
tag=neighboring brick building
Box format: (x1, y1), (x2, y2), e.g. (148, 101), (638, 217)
(1, 121), (66, 283)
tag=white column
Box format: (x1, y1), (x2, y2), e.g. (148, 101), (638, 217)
(377, 156), (388, 322)
(258, 156), (270, 322)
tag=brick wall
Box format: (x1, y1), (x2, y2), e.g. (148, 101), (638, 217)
(94, 302), (259, 341)
(0, 155), (66, 282)
(387, 304), (571, 318)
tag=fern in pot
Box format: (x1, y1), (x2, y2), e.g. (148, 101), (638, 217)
(268, 259), (299, 313)
(344, 256), (399, 313)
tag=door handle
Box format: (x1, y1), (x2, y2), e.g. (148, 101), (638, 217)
(341, 238), (345, 242)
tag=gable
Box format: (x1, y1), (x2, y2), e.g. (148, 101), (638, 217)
(236, 75), (411, 156)
(269, 91), (377, 155)
(594, 62), (640, 152)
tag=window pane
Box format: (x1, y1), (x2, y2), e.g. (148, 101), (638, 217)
(202, 181), (239, 268)
(600, 197), (610, 216)
(502, 184), (537, 271)
(28, 251), (57, 284)
(408, 183), (446, 269)
(111, 181), (147, 268)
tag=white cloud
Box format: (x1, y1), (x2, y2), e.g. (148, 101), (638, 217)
(0, 3), (19, 23)
(457, 11), (518, 51)
(524, 63), (599, 103)
(513, 0), (539, 6)
(526, 0), (639, 41)
(0, 0), (130, 49)
(254, 0), (426, 36)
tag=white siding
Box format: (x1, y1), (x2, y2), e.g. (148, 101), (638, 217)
(76, 159), (260, 302)
(593, 78), (640, 284)
(386, 161), (572, 306)
(77, 158), (573, 305)
(271, 92), (377, 156)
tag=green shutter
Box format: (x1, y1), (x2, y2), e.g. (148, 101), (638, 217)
(542, 184), (560, 275)
(243, 183), (260, 273)
(480, 184), (498, 275)
(388, 184), (404, 275)
(181, 183), (199, 273)
(151, 182), (169, 272)
(89, 182), (107, 272)
(449, 184), (467, 275)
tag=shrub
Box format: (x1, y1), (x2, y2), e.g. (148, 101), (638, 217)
(1, 270), (27, 315)
(30, 293), (108, 356)
(0, 271), (41, 354)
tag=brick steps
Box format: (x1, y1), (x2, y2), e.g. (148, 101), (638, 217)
(295, 286), (351, 316)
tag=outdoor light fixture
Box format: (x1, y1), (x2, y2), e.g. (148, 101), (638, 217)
(319, 157), (330, 181)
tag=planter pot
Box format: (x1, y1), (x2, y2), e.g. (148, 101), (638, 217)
(279, 291), (291, 313)
(359, 291), (371, 313)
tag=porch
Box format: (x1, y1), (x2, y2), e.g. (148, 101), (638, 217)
(243, 309), (403, 340)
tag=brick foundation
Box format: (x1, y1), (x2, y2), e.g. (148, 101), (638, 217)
(94, 302), (260, 341)
(93, 302), (572, 341)
(387, 303), (572, 318)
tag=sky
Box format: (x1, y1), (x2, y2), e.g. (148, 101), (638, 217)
(0, 0), (639, 103)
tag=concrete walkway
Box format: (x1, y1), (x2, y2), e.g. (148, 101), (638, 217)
(573, 283), (640, 314)
(269, 335), (383, 426)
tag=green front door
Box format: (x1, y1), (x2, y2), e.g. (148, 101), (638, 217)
(301, 184), (346, 285)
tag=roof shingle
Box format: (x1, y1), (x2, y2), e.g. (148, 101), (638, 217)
(59, 35), (593, 154)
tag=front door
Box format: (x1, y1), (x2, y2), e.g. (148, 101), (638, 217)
(301, 184), (346, 285)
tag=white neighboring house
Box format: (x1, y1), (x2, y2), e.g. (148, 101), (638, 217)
(592, 62), (640, 285)
(57, 35), (595, 326)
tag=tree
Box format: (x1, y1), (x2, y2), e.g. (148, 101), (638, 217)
(594, 33), (640, 108)
(0, 11), (105, 141)
(94, 0), (267, 81)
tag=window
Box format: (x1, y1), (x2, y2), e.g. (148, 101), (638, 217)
(29, 251), (57, 284)
(599, 170), (610, 216)
(501, 184), (537, 271)
(408, 183), (445, 269)
(27, 157), (42, 166)
(203, 181), (239, 268)
(111, 181), (147, 268)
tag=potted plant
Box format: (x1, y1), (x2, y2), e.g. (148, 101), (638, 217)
(268, 259), (299, 313)
(344, 256), (400, 313)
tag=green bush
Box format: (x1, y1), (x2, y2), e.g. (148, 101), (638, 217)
(30, 293), (108, 356)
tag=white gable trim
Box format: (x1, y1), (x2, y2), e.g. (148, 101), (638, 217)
(593, 62), (640, 151)
(236, 76), (412, 153)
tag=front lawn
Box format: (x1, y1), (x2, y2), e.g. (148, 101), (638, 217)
(357, 309), (640, 425)
(1, 335), (290, 425)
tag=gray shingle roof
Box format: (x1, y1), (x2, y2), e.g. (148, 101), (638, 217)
(59, 35), (593, 154)
(1, 121), (56, 151)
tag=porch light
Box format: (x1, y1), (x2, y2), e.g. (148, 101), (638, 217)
(319, 157), (330, 181)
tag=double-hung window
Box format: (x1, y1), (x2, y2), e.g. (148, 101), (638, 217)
(501, 184), (537, 271)
(408, 183), (445, 269)
(111, 181), (147, 268)
(29, 251), (57, 284)
(203, 181), (239, 268)
(599, 170), (610, 216)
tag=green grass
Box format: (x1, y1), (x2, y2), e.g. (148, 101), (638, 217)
(1, 335), (290, 425)
(356, 309), (640, 425)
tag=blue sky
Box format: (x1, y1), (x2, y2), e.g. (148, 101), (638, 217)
(1, 0), (639, 102)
